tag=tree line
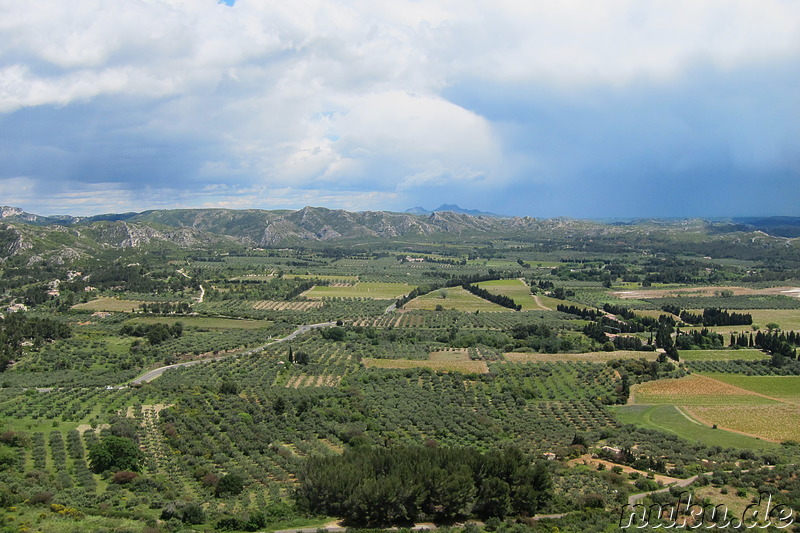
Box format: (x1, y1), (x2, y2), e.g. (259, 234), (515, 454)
(295, 445), (552, 526)
(138, 302), (192, 314)
(662, 304), (753, 326)
(556, 304), (602, 320)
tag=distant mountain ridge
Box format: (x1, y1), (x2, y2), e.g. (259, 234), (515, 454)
(1, 205), (798, 267)
(404, 204), (505, 218)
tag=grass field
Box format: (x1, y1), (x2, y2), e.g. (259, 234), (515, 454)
(685, 404), (800, 443)
(631, 374), (777, 405)
(535, 295), (567, 310)
(362, 357), (489, 373)
(403, 287), (508, 312)
(127, 317), (270, 329)
(72, 297), (147, 312)
(304, 282), (414, 299)
(504, 351), (659, 363)
(613, 404), (777, 449)
(677, 349), (768, 361)
(700, 374), (800, 402)
(475, 279), (541, 310)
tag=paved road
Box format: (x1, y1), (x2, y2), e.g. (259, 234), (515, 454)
(129, 321), (336, 385)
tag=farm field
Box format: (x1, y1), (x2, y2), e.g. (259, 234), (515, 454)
(627, 369), (800, 444)
(403, 286), (508, 312)
(303, 282), (414, 299)
(535, 294), (566, 310)
(72, 297), (148, 312)
(699, 374), (800, 402)
(677, 349), (768, 361)
(5, 211), (800, 531)
(692, 309), (800, 333)
(504, 351), (659, 363)
(475, 279), (541, 310)
(630, 374), (777, 405)
(613, 404), (778, 449)
(361, 357), (490, 373)
(684, 404), (800, 443)
(252, 300), (323, 311)
(127, 316), (271, 329)
(429, 349), (471, 361)
(612, 285), (800, 300)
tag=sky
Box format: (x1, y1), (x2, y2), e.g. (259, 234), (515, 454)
(0, 0), (799, 218)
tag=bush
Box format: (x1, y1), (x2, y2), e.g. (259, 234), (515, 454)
(161, 501), (205, 524)
(28, 491), (54, 505)
(112, 471), (139, 484)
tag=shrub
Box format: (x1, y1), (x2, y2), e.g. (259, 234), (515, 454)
(28, 491), (54, 505)
(112, 471), (139, 484)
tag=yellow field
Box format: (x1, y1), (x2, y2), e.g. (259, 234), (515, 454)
(632, 373), (800, 443)
(631, 374), (777, 405)
(362, 358), (489, 373)
(72, 297), (147, 313)
(504, 351), (659, 363)
(685, 404), (800, 443)
(403, 287), (507, 312)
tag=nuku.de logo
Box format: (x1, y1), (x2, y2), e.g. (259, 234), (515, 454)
(619, 491), (795, 529)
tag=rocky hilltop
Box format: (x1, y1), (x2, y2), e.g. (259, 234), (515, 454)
(1, 205), (798, 265)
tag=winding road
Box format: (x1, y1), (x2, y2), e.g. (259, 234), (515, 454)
(129, 321), (336, 385)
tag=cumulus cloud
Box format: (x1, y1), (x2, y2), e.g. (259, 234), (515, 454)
(0, 0), (798, 216)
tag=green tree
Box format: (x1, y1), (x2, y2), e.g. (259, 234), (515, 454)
(476, 477), (511, 519)
(216, 473), (245, 496)
(88, 435), (143, 473)
(219, 380), (239, 395)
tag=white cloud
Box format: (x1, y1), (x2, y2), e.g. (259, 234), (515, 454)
(4, 1), (799, 106)
(1, 0), (799, 215)
(0, 175), (402, 216)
